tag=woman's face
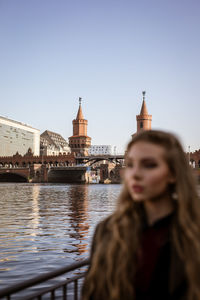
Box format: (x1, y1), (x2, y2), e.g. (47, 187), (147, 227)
(124, 141), (174, 202)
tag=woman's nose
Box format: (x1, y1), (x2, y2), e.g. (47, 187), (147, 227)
(131, 166), (142, 179)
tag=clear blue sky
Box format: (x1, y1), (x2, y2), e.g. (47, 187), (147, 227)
(0, 0), (199, 154)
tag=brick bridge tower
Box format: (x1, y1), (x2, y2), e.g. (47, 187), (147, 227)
(136, 91), (152, 132)
(69, 98), (91, 156)
(132, 91), (152, 139)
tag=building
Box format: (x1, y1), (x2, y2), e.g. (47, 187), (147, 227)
(0, 116), (40, 156)
(68, 98), (91, 156)
(88, 145), (116, 155)
(132, 91), (152, 138)
(188, 150), (200, 168)
(40, 130), (71, 156)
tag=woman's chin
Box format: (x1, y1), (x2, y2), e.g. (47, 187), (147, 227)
(132, 194), (145, 202)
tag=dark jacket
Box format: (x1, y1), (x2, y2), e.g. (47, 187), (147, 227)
(82, 214), (187, 300)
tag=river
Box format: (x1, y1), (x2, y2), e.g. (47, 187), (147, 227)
(0, 183), (121, 296)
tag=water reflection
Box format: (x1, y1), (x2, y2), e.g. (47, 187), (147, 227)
(67, 185), (89, 255)
(0, 183), (121, 288)
(29, 184), (40, 237)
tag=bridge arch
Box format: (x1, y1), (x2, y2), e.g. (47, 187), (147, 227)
(0, 172), (28, 182)
(86, 158), (119, 166)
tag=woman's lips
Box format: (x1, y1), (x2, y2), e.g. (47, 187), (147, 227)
(132, 185), (144, 193)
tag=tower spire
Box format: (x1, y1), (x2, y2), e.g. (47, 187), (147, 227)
(76, 97), (84, 120)
(142, 91), (146, 101)
(140, 91), (148, 115)
(135, 91), (152, 133)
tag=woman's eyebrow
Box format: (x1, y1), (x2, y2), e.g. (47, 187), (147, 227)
(141, 157), (157, 162)
(126, 156), (157, 163)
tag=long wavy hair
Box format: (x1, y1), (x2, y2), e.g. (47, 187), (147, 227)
(82, 130), (200, 300)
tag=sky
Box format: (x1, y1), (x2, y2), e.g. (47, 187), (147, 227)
(0, 0), (199, 154)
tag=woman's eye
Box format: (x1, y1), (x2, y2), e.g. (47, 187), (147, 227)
(144, 162), (158, 168)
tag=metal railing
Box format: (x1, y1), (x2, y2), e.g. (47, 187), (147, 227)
(0, 258), (90, 300)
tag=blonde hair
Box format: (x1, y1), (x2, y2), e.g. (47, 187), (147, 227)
(82, 130), (200, 300)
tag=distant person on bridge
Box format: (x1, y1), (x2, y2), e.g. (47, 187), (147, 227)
(82, 129), (200, 300)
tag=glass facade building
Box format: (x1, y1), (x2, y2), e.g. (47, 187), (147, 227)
(0, 116), (40, 157)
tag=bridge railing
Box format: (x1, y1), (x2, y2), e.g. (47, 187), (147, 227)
(0, 258), (90, 300)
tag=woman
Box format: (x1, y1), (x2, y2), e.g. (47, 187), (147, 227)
(82, 130), (200, 300)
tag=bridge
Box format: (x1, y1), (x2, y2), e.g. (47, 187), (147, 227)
(75, 154), (125, 166)
(0, 151), (125, 168)
(0, 164), (48, 183)
(0, 167), (30, 182)
(0, 151), (76, 168)
(0, 153), (125, 183)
